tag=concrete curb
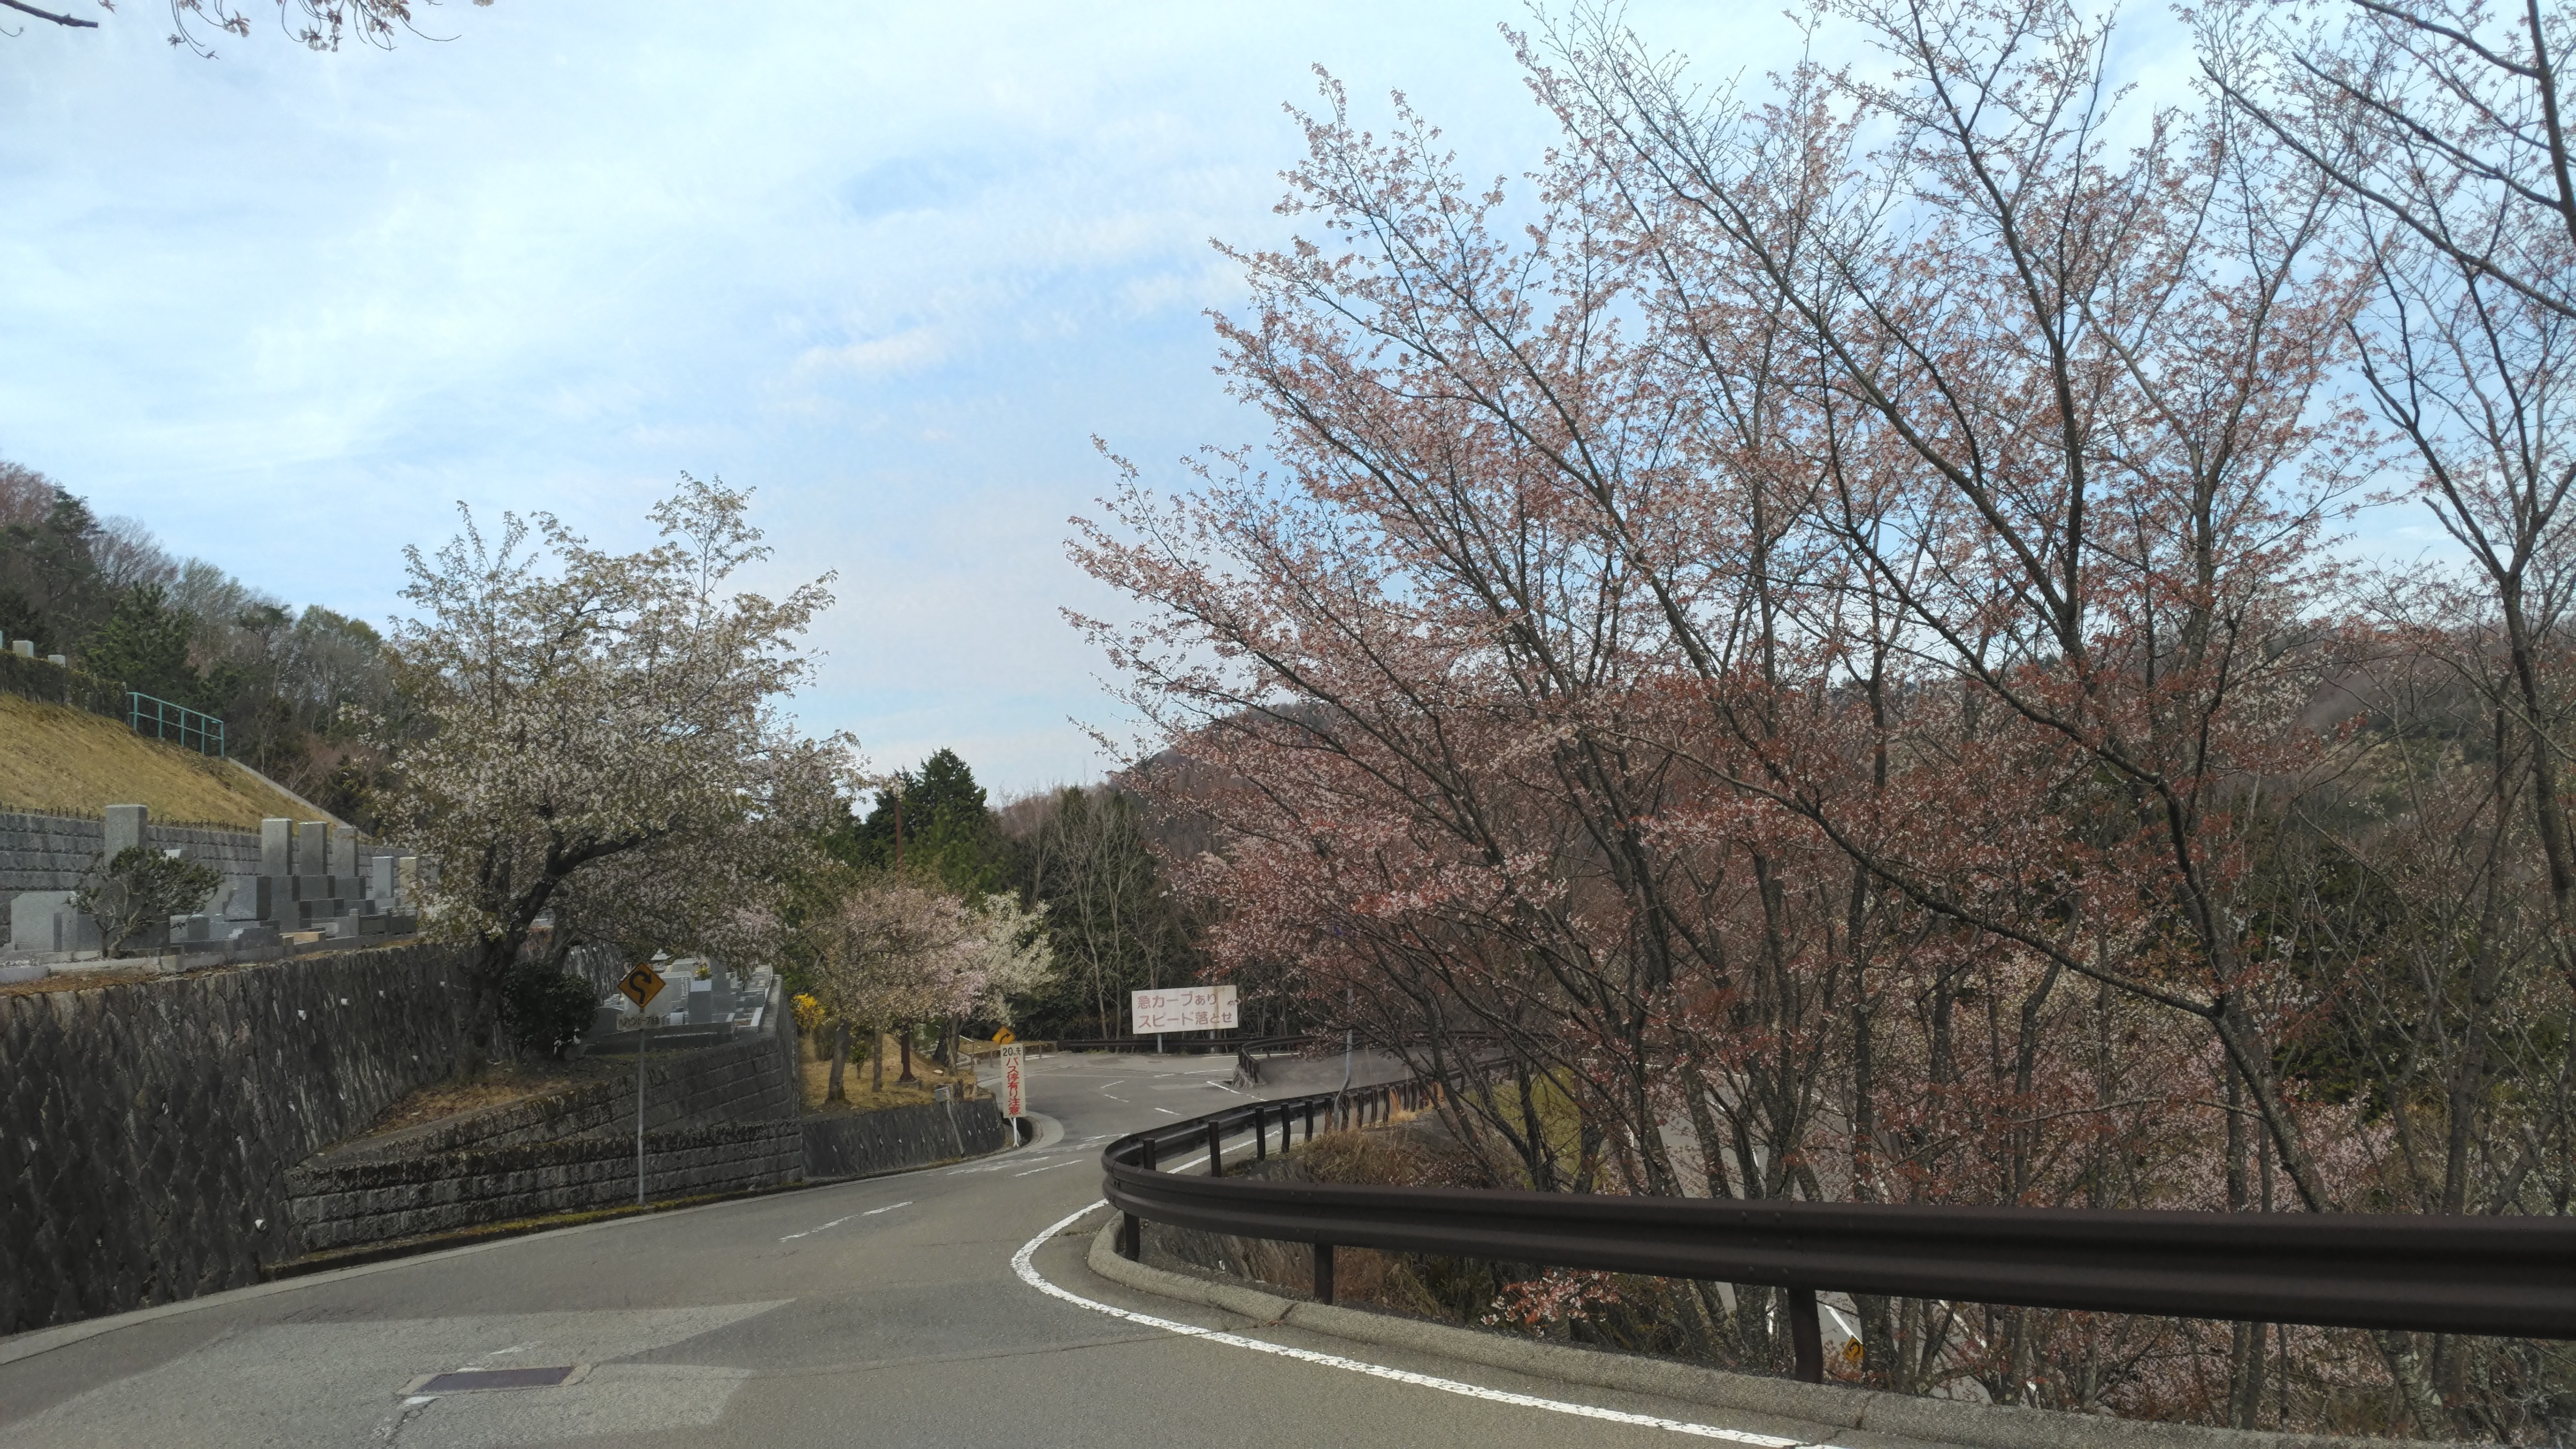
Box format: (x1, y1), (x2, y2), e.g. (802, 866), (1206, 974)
(1083, 1224), (2473, 1449)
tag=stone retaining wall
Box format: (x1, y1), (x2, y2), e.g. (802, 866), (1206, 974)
(0, 941), (471, 1336)
(314, 1003), (796, 1170)
(0, 945), (1000, 1335)
(802, 1098), (1009, 1180)
(284, 1121), (805, 1252)
(279, 979), (802, 1256)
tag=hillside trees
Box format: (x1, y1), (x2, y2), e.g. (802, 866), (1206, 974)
(1076, 0), (2576, 1430)
(0, 458), (406, 817)
(380, 474), (847, 1075)
(1001, 783), (1207, 1037)
(834, 747), (1008, 892)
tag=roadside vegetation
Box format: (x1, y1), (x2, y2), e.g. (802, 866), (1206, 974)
(1070, 0), (2576, 1438)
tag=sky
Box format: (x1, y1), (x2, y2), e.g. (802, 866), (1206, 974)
(0, 0), (2429, 798)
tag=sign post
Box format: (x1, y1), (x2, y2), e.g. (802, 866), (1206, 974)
(617, 966), (666, 1205)
(999, 1043), (1025, 1141)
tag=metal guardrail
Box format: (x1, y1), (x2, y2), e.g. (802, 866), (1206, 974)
(127, 691), (225, 757)
(1103, 1082), (2576, 1383)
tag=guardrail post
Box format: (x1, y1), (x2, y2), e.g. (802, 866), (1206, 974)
(1141, 1136), (1158, 1172)
(1312, 1243), (1336, 1304)
(1305, 1101), (1317, 1138)
(1787, 1288), (1824, 1384)
(1206, 1120), (1224, 1176)
(1255, 1109), (1267, 1160)
(1119, 1212), (1141, 1260)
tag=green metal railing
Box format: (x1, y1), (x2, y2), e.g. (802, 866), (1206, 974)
(128, 692), (226, 757)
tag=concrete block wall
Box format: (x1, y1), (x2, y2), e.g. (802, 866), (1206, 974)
(801, 1098), (1009, 1181)
(284, 1121), (804, 1253)
(0, 941), (472, 1336)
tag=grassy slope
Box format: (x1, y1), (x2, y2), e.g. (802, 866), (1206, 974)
(0, 694), (328, 828)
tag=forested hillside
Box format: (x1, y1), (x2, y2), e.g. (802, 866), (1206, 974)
(0, 460), (400, 825)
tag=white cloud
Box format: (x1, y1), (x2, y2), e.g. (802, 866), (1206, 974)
(796, 326), (951, 377)
(0, 0), (1788, 787)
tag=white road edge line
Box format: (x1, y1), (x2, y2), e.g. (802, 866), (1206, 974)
(862, 1201), (912, 1215)
(1010, 1201), (1850, 1448)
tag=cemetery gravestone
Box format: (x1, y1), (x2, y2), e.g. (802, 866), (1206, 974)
(103, 804), (146, 859)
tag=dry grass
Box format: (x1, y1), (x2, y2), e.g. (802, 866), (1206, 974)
(0, 694), (323, 827)
(355, 1057), (618, 1140)
(0, 966), (170, 997)
(799, 1031), (983, 1114)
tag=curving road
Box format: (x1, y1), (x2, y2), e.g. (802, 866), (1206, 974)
(0, 1052), (1948, 1449)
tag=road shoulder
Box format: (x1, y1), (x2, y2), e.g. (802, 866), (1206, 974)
(1075, 1222), (2458, 1449)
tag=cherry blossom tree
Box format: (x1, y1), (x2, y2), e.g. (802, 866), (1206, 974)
(1072, 0), (2573, 1427)
(382, 474), (843, 1076)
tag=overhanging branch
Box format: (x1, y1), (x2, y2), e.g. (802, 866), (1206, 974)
(2, 0), (100, 27)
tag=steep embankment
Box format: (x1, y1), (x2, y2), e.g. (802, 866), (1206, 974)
(0, 694), (319, 827)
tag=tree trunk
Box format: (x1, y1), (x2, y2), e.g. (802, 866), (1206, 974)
(899, 1023), (916, 1082)
(871, 1016), (886, 1094)
(456, 939), (516, 1082)
(828, 1020), (850, 1103)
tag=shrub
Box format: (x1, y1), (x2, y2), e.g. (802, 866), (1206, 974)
(72, 845), (220, 957)
(502, 964), (599, 1057)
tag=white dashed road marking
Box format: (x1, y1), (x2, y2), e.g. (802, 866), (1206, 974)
(780, 1201), (908, 1240)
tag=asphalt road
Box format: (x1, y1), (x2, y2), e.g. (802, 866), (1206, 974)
(0, 1051), (1944, 1449)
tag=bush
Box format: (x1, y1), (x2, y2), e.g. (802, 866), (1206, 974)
(502, 964), (599, 1057)
(72, 845), (220, 957)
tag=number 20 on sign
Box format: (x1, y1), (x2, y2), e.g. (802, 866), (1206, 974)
(1000, 1044), (1025, 1119)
